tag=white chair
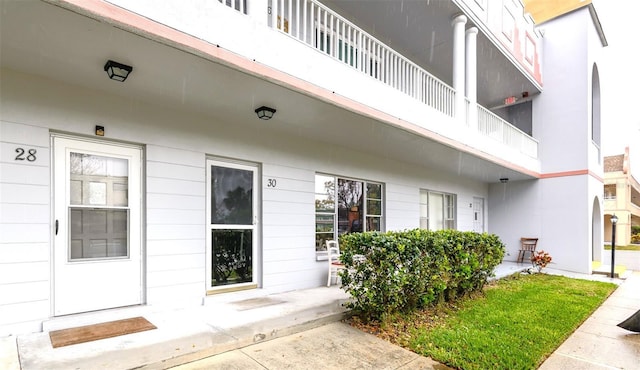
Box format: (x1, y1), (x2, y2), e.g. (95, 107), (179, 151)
(326, 240), (346, 287)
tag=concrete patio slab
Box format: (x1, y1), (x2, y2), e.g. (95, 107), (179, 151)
(174, 323), (449, 370)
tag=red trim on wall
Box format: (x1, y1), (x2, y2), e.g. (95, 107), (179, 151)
(541, 169), (603, 183)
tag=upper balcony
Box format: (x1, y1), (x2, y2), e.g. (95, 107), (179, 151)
(217, 0), (543, 164)
(1, 0), (543, 181)
(205, 0), (542, 163)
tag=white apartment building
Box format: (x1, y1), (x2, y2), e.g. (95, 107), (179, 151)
(0, 0), (607, 335)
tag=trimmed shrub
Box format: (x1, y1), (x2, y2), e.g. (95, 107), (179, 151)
(339, 229), (505, 320)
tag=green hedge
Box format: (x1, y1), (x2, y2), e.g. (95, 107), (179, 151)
(339, 229), (505, 320)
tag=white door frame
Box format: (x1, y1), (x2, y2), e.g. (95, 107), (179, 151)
(473, 197), (485, 233)
(52, 135), (143, 315)
(205, 159), (259, 292)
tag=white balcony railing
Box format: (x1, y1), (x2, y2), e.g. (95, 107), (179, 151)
(219, 0), (248, 14)
(220, 0), (538, 159)
(477, 105), (538, 158)
(266, 0), (455, 117)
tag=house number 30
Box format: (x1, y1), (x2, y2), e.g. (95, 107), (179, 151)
(267, 178), (277, 188)
(15, 148), (37, 162)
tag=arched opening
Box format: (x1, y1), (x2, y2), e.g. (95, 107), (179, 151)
(592, 64), (601, 147)
(592, 197), (602, 263)
(604, 214), (615, 243)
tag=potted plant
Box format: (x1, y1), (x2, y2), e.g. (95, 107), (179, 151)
(531, 250), (552, 273)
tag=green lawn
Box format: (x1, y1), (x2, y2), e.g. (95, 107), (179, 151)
(357, 273), (616, 370)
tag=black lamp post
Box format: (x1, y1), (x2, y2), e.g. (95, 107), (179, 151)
(611, 214), (618, 278)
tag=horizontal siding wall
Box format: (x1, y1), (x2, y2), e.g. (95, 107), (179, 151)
(0, 68), (490, 334)
(0, 121), (51, 335)
(262, 164), (316, 291)
(146, 145), (206, 306)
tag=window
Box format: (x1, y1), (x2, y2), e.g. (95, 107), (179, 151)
(592, 64), (601, 147)
(604, 184), (616, 200)
(420, 190), (456, 230)
(315, 174), (383, 252)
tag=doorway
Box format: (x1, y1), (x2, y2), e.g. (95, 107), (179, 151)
(473, 197), (484, 232)
(53, 136), (143, 315)
(206, 159), (259, 291)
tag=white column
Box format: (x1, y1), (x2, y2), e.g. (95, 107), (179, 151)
(465, 27), (478, 130)
(451, 14), (467, 121)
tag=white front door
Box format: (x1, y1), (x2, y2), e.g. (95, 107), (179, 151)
(53, 137), (142, 316)
(473, 197), (484, 233)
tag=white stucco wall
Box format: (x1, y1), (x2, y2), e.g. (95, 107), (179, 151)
(534, 9), (590, 174)
(488, 179), (541, 260)
(489, 6), (605, 275)
(488, 175), (595, 274)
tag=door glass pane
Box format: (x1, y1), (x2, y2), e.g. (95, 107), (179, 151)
(68, 152), (129, 261)
(69, 208), (128, 259)
(212, 229), (252, 286)
(70, 153), (129, 206)
(211, 166), (253, 224)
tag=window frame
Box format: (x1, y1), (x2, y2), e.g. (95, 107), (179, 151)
(315, 173), (384, 259)
(604, 184), (617, 200)
(420, 189), (457, 231)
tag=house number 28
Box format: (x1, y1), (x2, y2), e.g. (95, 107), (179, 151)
(15, 148), (37, 162)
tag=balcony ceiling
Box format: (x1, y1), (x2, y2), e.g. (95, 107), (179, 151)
(0, 0), (535, 184)
(324, 0), (541, 108)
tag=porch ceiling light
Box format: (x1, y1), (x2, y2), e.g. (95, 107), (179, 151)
(255, 106), (276, 120)
(104, 60), (133, 82)
(611, 214), (618, 224)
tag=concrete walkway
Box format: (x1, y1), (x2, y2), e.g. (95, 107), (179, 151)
(539, 271), (640, 369)
(1, 264), (639, 369)
(171, 322), (444, 370)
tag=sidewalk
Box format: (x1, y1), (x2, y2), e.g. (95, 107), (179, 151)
(2, 265), (639, 369)
(539, 270), (640, 369)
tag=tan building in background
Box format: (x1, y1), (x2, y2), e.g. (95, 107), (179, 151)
(604, 147), (640, 245)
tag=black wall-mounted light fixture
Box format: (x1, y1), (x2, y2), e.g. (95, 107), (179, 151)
(104, 60), (133, 82)
(255, 106), (276, 120)
(500, 178), (509, 183)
